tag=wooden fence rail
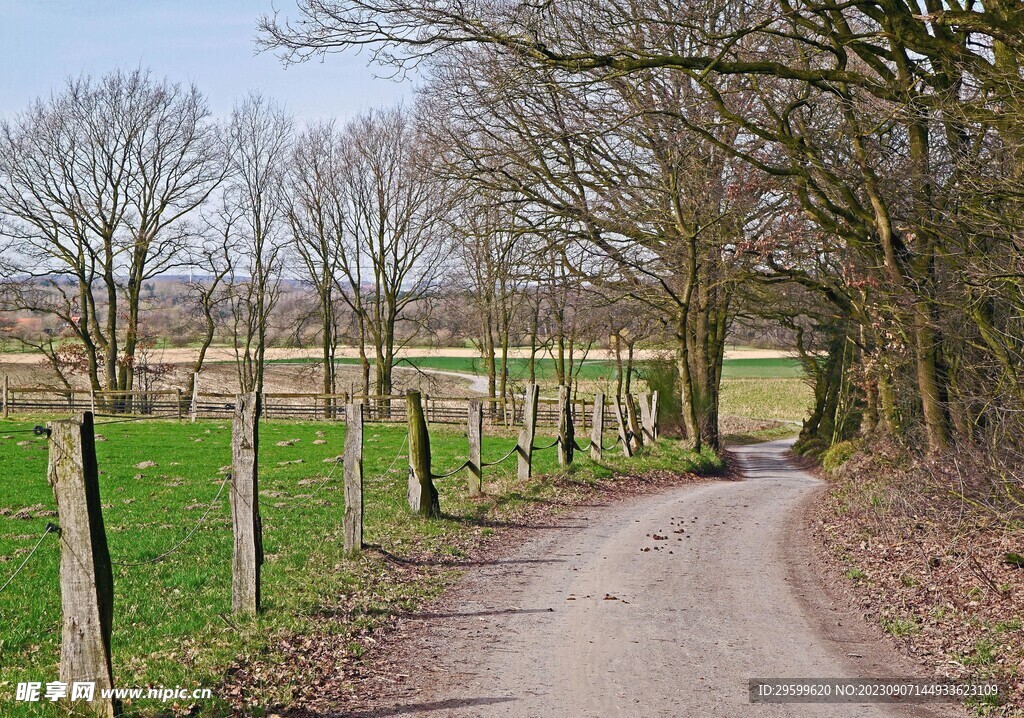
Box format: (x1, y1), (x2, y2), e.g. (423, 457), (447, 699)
(1, 380), (630, 428)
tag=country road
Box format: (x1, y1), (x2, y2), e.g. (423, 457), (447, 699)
(413, 367), (491, 395)
(368, 440), (962, 718)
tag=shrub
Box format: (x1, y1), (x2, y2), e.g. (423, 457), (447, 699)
(821, 438), (863, 473)
(793, 436), (827, 458)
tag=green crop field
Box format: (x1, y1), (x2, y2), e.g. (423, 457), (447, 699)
(0, 415), (717, 715)
(264, 355), (804, 381)
(267, 355), (620, 381)
(719, 378), (813, 423)
(719, 358), (803, 378)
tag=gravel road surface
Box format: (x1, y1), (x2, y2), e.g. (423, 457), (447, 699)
(373, 440), (961, 717)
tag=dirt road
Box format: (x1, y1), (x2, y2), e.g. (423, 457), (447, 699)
(371, 440), (960, 717)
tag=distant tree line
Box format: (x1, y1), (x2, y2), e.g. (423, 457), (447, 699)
(0, 74), (639, 411)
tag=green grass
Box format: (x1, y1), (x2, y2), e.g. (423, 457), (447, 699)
(845, 567), (867, 581)
(0, 415), (716, 715)
(719, 358), (803, 378)
(261, 355), (804, 382)
(719, 378), (812, 423)
(720, 424), (800, 446)
(880, 616), (921, 637)
(265, 355), (619, 382)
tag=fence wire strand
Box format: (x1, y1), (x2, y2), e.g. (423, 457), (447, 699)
(366, 430), (411, 484)
(0, 524), (57, 595)
(431, 459), (472, 479)
(532, 437), (561, 451)
(273, 449), (345, 513)
(0, 426), (50, 436)
(481, 444), (519, 467)
(94, 412), (185, 427)
(572, 438), (592, 452)
(111, 473), (230, 567)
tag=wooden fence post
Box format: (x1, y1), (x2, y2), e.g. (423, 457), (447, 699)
(557, 385), (574, 467)
(2, 375), (8, 419)
(231, 392), (263, 614)
(190, 373), (199, 423)
(517, 384), (539, 480)
(406, 390), (440, 517)
(650, 391), (660, 440)
(467, 399), (483, 496)
(590, 392), (605, 461)
(639, 391), (655, 444)
(343, 403), (364, 554)
(47, 412), (119, 717)
(625, 394), (644, 451)
(613, 400), (633, 458)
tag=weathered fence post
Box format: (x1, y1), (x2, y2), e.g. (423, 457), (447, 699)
(190, 373), (199, 423)
(650, 391), (660, 441)
(231, 392), (263, 614)
(590, 392), (605, 461)
(47, 412), (119, 717)
(557, 385), (574, 467)
(406, 390), (440, 517)
(625, 394), (644, 451)
(343, 403), (364, 554)
(517, 384), (539, 480)
(614, 401), (633, 458)
(2, 375), (8, 419)
(467, 399), (483, 496)
(639, 391), (655, 444)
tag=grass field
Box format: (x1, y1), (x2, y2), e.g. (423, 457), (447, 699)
(264, 355), (804, 382)
(719, 358), (804, 378)
(266, 355), (620, 381)
(0, 416), (718, 715)
(719, 378), (812, 423)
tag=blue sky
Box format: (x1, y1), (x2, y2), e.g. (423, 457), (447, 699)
(0, 1), (413, 121)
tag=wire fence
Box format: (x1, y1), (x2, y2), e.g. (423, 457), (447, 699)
(365, 430), (412, 484)
(0, 523), (58, 596)
(2, 386), (622, 428)
(1, 389), (655, 616)
(481, 444), (519, 467)
(110, 474), (231, 567)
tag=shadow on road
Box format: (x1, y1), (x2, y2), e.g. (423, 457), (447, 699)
(400, 607), (553, 620)
(368, 545), (568, 568)
(278, 697), (516, 717)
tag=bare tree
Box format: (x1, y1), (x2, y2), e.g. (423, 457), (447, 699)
(0, 69), (223, 399)
(183, 216), (237, 399)
(417, 44), (761, 448)
(447, 185), (529, 406)
(223, 94), (293, 395)
(333, 107), (451, 399)
(287, 122), (346, 410)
